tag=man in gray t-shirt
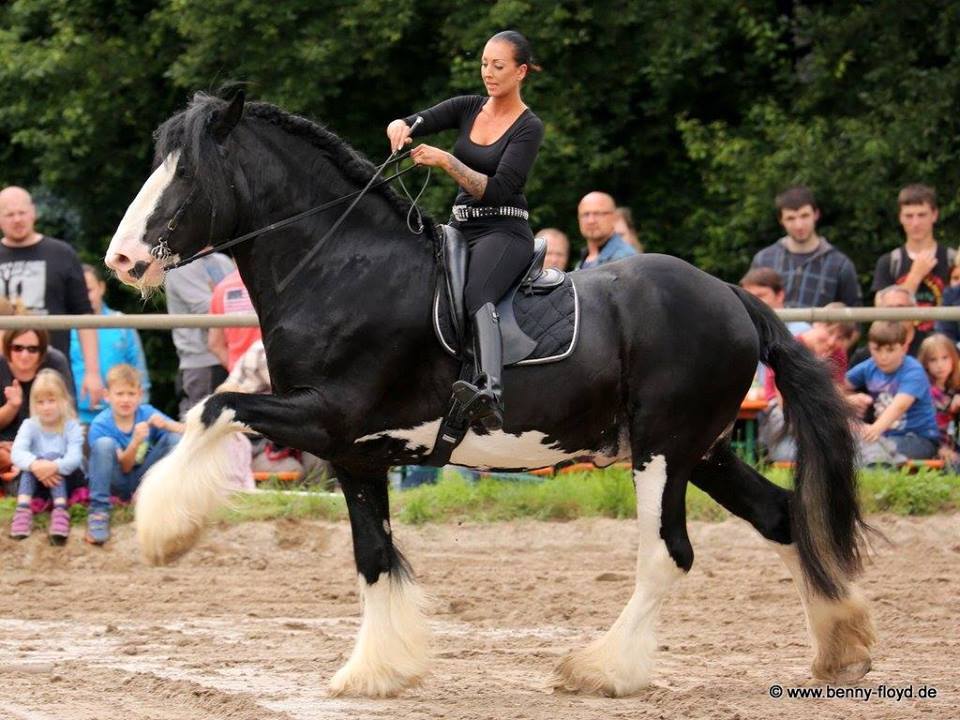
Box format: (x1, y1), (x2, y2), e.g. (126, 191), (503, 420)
(165, 253), (234, 418)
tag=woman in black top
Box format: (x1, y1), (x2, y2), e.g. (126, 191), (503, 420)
(386, 30), (545, 431)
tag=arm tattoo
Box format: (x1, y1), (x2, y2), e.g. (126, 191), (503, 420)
(445, 156), (488, 199)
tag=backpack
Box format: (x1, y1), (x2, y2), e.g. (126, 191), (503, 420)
(889, 245), (957, 279)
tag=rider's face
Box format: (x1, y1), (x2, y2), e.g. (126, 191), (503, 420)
(481, 40), (526, 97)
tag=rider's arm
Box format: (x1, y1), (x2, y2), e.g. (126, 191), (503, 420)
(402, 96), (478, 137)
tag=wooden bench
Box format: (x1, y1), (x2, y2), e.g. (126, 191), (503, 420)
(253, 471), (304, 483)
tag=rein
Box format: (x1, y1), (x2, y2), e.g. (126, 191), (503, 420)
(160, 116), (429, 289)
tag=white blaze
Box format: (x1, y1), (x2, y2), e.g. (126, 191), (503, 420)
(105, 152), (180, 272)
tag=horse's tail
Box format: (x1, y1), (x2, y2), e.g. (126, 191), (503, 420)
(731, 285), (866, 599)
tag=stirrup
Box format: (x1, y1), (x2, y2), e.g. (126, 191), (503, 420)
(451, 380), (503, 431)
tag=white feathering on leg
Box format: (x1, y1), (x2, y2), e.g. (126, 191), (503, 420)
(329, 572), (431, 697)
(135, 399), (246, 565)
(554, 455), (684, 696)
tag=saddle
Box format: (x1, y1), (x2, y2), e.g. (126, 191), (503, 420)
(423, 226), (580, 467)
(433, 225), (579, 365)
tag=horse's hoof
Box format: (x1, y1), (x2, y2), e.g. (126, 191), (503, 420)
(553, 651), (643, 697)
(139, 527), (202, 566)
(328, 663), (421, 698)
(814, 657), (872, 684)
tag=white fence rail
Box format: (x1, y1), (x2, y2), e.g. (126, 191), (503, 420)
(0, 307), (956, 331)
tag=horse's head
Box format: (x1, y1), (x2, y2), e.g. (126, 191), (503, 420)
(105, 92), (246, 289)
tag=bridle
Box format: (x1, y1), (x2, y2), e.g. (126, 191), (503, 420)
(154, 117), (428, 293)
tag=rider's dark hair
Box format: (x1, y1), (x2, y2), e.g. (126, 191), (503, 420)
(490, 31), (542, 73)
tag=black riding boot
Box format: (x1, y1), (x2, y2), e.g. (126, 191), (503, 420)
(452, 303), (504, 431)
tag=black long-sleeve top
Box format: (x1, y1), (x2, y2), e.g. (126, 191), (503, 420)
(404, 95), (544, 210)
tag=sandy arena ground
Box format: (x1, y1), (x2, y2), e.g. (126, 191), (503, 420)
(0, 512), (957, 720)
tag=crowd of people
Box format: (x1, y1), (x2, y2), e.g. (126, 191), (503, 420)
(0, 185), (321, 545)
(740, 183), (960, 469)
(1, 169), (957, 536)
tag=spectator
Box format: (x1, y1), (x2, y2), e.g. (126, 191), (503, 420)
(8, 370), (84, 543)
(872, 184), (955, 341)
(165, 252), (234, 417)
(739, 267), (812, 334)
(85, 364), (184, 545)
(739, 267), (810, 401)
(851, 284), (919, 366)
(0, 328), (75, 496)
(758, 311), (850, 462)
(750, 186), (861, 308)
(537, 228), (570, 271)
(845, 321), (940, 462)
(69, 264), (150, 424)
(575, 192), (637, 269)
(0, 186), (103, 406)
(613, 206), (643, 252)
(218, 340), (330, 482)
(935, 258), (960, 344)
(208, 268), (261, 372)
(917, 333), (960, 468)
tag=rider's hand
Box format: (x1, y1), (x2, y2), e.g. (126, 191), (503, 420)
(386, 119), (413, 152)
(410, 143), (449, 169)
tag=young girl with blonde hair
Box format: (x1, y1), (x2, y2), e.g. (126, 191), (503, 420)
(918, 333), (960, 465)
(8, 370), (84, 544)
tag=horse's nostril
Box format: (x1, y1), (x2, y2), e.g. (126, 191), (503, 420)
(130, 261), (152, 280)
(106, 252), (134, 272)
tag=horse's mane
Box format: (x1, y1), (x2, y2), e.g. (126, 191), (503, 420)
(154, 91), (435, 241)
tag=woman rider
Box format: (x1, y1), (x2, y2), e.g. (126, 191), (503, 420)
(386, 30), (544, 432)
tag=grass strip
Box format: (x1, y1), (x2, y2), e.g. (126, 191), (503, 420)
(0, 466), (956, 530)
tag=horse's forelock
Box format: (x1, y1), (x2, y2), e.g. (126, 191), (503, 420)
(154, 92), (236, 211)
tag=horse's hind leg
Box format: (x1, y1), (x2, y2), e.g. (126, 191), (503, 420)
(690, 444), (873, 683)
(136, 390), (329, 565)
(329, 465), (430, 697)
(555, 450), (692, 697)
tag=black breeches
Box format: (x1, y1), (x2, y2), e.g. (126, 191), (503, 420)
(462, 223), (534, 315)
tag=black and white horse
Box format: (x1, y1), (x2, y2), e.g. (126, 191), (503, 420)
(105, 92), (874, 697)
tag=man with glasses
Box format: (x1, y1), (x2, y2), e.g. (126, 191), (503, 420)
(575, 191), (637, 269)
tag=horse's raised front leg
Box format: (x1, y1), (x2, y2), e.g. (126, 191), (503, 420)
(329, 465), (430, 698)
(136, 389), (328, 565)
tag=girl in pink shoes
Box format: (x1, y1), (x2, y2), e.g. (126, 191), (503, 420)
(8, 370), (84, 544)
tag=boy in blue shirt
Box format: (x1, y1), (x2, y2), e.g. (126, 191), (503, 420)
(845, 320), (940, 461)
(85, 364), (183, 545)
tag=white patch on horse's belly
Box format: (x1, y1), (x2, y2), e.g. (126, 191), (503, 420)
(355, 419), (592, 470)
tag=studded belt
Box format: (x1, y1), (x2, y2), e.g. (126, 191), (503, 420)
(452, 205), (529, 222)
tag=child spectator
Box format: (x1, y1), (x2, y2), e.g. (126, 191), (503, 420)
(69, 264), (150, 424)
(207, 268), (261, 372)
(8, 370), (84, 543)
(85, 364), (184, 545)
(759, 313), (850, 461)
(917, 333), (960, 466)
(846, 321), (940, 461)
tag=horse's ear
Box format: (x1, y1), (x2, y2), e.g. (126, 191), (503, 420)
(210, 90), (245, 145)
